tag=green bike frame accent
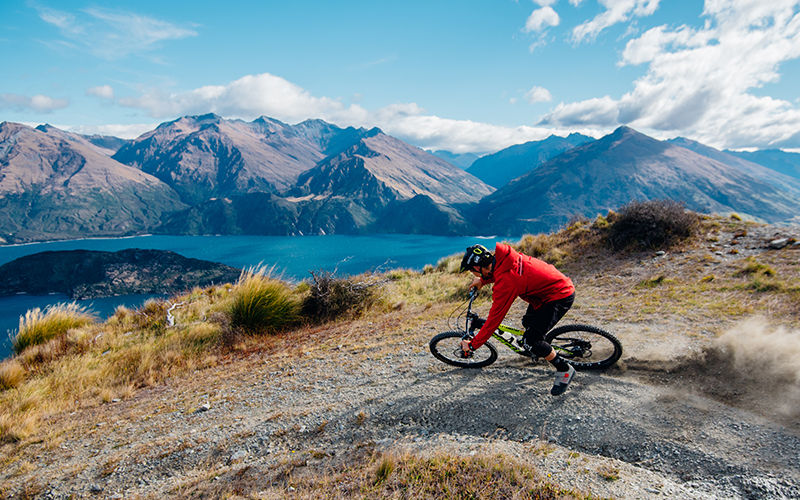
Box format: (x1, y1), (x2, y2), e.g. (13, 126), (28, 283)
(490, 324), (572, 357)
(491, 324), (526, 353)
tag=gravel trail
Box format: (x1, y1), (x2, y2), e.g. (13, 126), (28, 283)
(2, 309), (798, 499)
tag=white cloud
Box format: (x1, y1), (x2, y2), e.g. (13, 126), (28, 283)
(33, 5), (197, 60)
(0, 93), (69, 113)
(116, 71), (601, 153)
(525, 6), (560, 33)
(87, 85), (114, 99)
(525, 86), (553, 103)
(65, 123), (158, 139)
(541, 96), (619, 125)
(573, 0), (660, 43)
(373, 111), (589, 154)
(543, 1), (800, 149)
(118, 73), (369, 125)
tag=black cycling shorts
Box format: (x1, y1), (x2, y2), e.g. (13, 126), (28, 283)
(521, 293), (575, 344)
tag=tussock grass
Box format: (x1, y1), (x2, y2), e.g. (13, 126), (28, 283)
(172, 450), (594, 499)
(227, 266), (300, 334)
(0, 359), (25, 390)
(435, 253), (462, 273)
(0, 267), (386, 443)
(735, 256), (776, 277)
(12, 303), (96, 354)
(516, 233), (566, 266)
(0, 293), (227, 442)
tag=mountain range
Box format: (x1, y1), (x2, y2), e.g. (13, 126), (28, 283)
(2, 115), (800, 243)
(467, 132), (594, 188)
(0, 122), (185, 244)
(475, 127), (800, 234)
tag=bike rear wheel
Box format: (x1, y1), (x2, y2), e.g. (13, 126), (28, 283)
(545, 324), (622, 370)
(429, 331), (498, 368)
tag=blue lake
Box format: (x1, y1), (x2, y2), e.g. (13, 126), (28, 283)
(0, 234), (505, 359)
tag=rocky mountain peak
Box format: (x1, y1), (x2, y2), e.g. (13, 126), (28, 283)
(476, 126), (800, 234)
(251, 116), (291, 134)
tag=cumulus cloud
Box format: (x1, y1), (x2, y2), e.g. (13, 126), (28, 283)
(525, 6), (560, 33)
(87, 85), (114, 99)
(117, 72), (598, 153)
(0, 93), (69, 113)
(374, 112), (583, 153)
(525, 86), (553, 103)
(573, 0), (660, 43)
(118, 73), (369, 125)
(33, 5), (197, 59)
(543, 1), (800, 149)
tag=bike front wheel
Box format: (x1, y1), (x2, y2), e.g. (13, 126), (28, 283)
(429, 331), (498, 368)
(545, 324), (622, 370)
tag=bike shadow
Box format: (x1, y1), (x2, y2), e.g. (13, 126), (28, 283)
(369, 357), (611, 444)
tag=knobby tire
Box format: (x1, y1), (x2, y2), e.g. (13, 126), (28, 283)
(545, 324), (622, 370)
(429, 331), (498, 368)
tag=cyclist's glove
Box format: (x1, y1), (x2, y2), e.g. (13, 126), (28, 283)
(462, 342), (475, 358)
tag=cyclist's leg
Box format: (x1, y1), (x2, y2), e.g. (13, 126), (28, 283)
(522, 294), (576, 395)
(521, 294), (575, 359)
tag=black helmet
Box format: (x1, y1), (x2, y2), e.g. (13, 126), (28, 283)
(460, 244), (494, 272)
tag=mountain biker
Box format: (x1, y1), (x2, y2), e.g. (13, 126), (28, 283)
(460, 243), (576, 395)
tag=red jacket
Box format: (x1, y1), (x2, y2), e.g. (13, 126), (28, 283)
(471, 243), (574, 349)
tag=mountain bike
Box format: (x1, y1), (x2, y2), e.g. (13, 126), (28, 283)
(429, 289), (622, 370)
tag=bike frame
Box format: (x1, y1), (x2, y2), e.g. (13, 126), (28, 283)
(464, 290), (530, 356)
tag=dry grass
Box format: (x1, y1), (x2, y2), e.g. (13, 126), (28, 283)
(0, 213), (796, 450)
(12, 303), (96, 354)
(0, 360), (25, 390)
(171, 450), (595, 499)
(226, 266), (301, 334)
(302, 270), (383, 322)
(0, 293), (228, 442)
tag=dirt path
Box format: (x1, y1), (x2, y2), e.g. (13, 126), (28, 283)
(2, 306), (798, 499)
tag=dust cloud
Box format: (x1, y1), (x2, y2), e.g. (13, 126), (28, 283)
(626, 316), (800, 424)
(709, 316), (800, 419)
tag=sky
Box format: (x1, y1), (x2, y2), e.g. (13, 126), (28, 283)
(2, 0), (800, 154)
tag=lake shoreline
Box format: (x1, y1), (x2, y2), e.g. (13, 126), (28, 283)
(0, 233), (507, 360)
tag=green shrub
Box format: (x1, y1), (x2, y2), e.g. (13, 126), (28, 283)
(301, 270), (381, 322)
(12, 303), (96, 354)
(227, 267), (300, 334)
(607, 199), (699, 250)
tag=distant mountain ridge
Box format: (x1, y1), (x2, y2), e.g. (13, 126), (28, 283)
(467, 133), (594, 188)
(724, 148), (800, 180)
(667, 137), (800, 191)
(112, 114), (371, 205)
(476, 126), (800, 234)
(3, 116), (800, 243)
(160, 126), (492, 236)
(0, 117), (493, 241)
(427, 150), (480, 169)
(0, 121), (186, 244)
